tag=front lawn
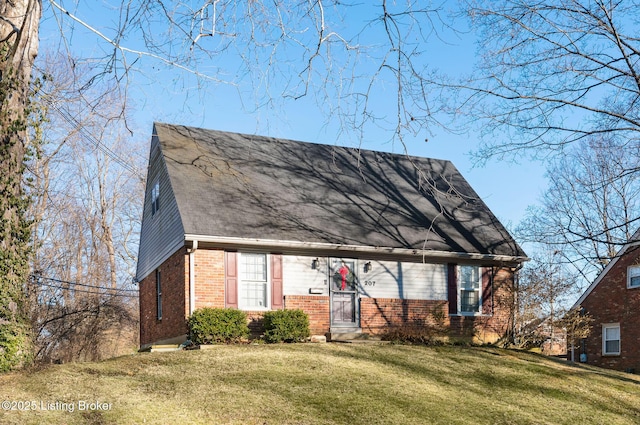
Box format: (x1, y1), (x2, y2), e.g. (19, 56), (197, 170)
(0, 344), (638, 424)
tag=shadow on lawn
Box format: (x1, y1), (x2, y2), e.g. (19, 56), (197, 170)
(324, 345), (640, 419)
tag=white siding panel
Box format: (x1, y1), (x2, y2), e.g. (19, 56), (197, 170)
(358, 260), (447, 300)
(283, 255), (329, 295)
(136, 133), (186, 281)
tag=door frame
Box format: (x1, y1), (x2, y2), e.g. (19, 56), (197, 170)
(329, 257), (360, 328)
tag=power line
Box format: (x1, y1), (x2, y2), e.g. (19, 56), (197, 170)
(40, 93), (145, 181)
(30, 274), (138, 293)
(32, 280), (137, 298)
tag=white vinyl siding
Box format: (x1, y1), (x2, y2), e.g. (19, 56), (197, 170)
(602, 323), (620, 355)
(283, 255), (328, 295)
(359, 261), (447, 300)
(282, 257), (447, 300)
(136, 133), (186, 281)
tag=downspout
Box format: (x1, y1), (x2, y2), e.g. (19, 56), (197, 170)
(187, 240), (198, 316)
(511, 262), (524, 346)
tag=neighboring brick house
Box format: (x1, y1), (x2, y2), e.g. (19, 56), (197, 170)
(571, 231), (640, 372)
(136, 123), (528, 349)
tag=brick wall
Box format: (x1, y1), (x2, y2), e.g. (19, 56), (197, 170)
(139, 247), (189, 346)
(360, 298), (448, 334)
(456, 267), (515, 344)
(284, 295), (330, 334)
(193, 248), (226, 309)
(579, 246), (640, 372)
(140, 250), (517, 346)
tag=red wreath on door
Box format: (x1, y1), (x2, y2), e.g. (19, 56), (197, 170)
(338, 265), (350, 290)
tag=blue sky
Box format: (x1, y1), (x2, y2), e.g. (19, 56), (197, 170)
(38, 1), (548, 236)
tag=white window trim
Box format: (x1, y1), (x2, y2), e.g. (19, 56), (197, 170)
(627, 265), (640, 289)
(602, 323), (620, 356)
(238, 252), (271, 311)
(458, 265), (483, 316)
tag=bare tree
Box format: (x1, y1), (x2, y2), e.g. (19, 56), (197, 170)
(25, 53), (143, 363)
(460, 0), (640, 161)
(517, 136), (640, 283)
(515, 252), (577, 353)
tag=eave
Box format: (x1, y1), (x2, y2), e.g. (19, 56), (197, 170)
(184, 234), (528, 266)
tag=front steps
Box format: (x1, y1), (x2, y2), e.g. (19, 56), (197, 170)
(328, 328), (386, 343)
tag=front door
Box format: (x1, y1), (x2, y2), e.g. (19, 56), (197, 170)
(330, 259), (359, 327)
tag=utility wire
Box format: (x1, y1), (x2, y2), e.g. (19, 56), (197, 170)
(30, 274), (138, 293)
(40, 93), (145, 181)
(32, 281), (137, 298)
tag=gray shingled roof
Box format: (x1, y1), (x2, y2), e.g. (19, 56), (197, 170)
(155, 123), (526, 260)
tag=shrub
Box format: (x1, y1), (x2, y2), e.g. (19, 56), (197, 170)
(0, 322), (33, 372)
(188, 308), (249, 345)
(262, 309), (310, 343)
(380, 318), (447, 346)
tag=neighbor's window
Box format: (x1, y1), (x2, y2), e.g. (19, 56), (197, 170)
(602, 323), (620, 355)
(156, 269), (162, 320)
(151, 181), (160, 215)
(627, 266), (640, 288)
(240, 253), (268, 309)
(459, 265), (481, 314)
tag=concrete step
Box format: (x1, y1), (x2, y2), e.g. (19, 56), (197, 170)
(140, 344), (182, 353)
(329, 328), (377, 342)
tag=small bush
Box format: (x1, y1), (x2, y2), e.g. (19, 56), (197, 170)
(0, 322), (33, 372)
(188, 308), (249, 345)
(381, 319), (447, 346)
(262, 309), (310, 343)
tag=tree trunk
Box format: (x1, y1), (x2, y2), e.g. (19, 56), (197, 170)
(0, 0), (42, 371)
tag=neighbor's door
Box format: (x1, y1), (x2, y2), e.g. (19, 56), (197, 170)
(330, 259), (359, 327)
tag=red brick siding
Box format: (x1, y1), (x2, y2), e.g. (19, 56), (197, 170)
(139, 247), (189, 346)
(579, 246), (640, 372)
(140, 250), (517, 346)
(360, 298), (448, 334)
(193, 248), (226, 309)
(284, 295), (330, 335)
(446, 267), (514, 343)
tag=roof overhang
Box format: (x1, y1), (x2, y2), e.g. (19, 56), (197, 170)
(184, 234), (528, 266)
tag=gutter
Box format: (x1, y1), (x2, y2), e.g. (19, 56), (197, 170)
(186, 239), (198, 316)
(183, 234), (528, 265)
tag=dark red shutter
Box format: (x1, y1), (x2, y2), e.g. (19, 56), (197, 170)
(482, 267), (493, 315)
(225, 251), (238, 308)
(447, 263), (458, 315)
(271, 254), (284, 310)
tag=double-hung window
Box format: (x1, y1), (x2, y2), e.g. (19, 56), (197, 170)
(151, 182), (160, 216)
(627, 266), (640, 288)
(602, 323), (620, 355)
(459, 265), (481, 314)
(239, 253), (269, 309)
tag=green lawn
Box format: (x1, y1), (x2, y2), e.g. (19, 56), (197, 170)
(0, 344), (638, 424)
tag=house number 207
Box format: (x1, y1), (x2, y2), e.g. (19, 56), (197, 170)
(364, 281), (376, 286)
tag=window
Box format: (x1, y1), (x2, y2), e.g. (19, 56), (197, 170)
(459, 265), (481, 314)
(156, 269), (162, 320)
(151, 182), (160, 215)
(239, 253), (268, 309)
(628, 266), (640, 288)
(602, 324), (620, 355)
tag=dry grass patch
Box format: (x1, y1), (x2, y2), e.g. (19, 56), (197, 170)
(0, 344), (638, 424)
